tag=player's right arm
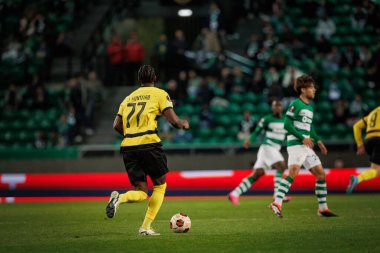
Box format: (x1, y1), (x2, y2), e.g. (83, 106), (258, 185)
(244, 117), (265, 149)
(163, 108), (189, 130)
(353, 116), (367, 155)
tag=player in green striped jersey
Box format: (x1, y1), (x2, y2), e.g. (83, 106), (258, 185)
(269, 75), (337, 218)
(228, 100), (290, 204)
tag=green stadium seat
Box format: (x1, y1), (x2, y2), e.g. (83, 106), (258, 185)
(241, 103), (255, 114)
(229, 93), (244, 104)
(257, 103), (271, 115)
(198, 127), (212, 139)
(352, 78), (366, 91)
(214, 126), (227, 138)
(352, 67), (365, 78)
(215, 115), (230, 127)
(315, 101), (332, 113)
(210, 105), (225, 115)
(11, 120), (23, 131)
(228, 103), (241, 115)
(243, 93), (258, 103)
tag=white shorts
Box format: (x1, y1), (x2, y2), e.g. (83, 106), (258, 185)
(287, 145), (321, 170)
(253, 144), (285, 170)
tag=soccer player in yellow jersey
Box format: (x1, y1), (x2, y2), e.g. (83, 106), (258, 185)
(106, 65), (189, 235)
(347, 106), (380, 193)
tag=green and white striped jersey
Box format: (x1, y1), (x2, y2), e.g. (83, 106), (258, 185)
(285, 98), (319, 147)
(249, 114), (286, 150)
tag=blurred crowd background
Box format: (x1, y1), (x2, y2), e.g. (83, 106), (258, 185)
(1, 0), (380, 150)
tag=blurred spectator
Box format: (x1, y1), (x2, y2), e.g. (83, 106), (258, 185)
(66, 75), (84, 140)
(199, 104), (213, 128)
(32, 86), (49, 110)
(208, 2), (224, 33)
(272, 0), (284, 17)
(249, 67), (266, 93)
(327, 75), (342, 102)
(334, 159), (345, 168)
(237, 110), (255, 141)
(299, 26), (315, 47)
(267, 46), (286, 69)
(1, 41), (23, 62)
(341, 45), (359, 69)
(34, 131), (47, 149)
(349, 95), (368, 118)
(196, 79), (214, 106)
(106, 34), (124, 86)
(245, 34), (261, 60)
(358, 45), (372, 67)
(290, 37), (306, 60)
(171, 30), (188, 73)
(176, 70), (188, 100)
(84, 71), (103, 135)
(167, 80), (180, 106)
(366, 1), (380, 34)
(316, 35), (331, 54)
(367, 42), (380, 85)
(153, 34), (170, 81)
(219, 67), (233, 94)
(55, 31), (74, 78)
(35, 41), (52, 81)
(125, 32), (145, 85)
(264, 67), (279, 87)
(267, 82), (284, 102)
(351, 6), (367, 31)
(187, 70), (202, 100)
(322, 46), (341, 71)
(315, 0), (332, 18)
(232, 66), (247, 93)
(4, 84), (20, 110)
(332, 99), (349, 124)
(315, 15), (336, 40)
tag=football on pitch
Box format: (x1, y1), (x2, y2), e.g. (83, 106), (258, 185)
(170, 213), (191, 233)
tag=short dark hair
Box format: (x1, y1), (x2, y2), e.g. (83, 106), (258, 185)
(138, 65), (156, 84)
(294, 75), (315, 94)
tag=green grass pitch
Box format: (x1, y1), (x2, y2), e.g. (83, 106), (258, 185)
(1, 195), (379, 253)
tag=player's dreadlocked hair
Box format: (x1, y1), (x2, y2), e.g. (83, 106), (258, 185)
(294, 75), (316, 94)
(138, 65), (156, 85)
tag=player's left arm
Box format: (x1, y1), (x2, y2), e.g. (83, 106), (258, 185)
(353, 116), (367, 155)
(311, 124), (327, 154)
(113, 103), (124, 136)
(113, 115), (123, 136)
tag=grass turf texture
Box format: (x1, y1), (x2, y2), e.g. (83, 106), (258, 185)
(1, 195), (379, 253)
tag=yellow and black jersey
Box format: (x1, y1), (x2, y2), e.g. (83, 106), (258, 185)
(117, 86), (173, 148)
(353, 106), (380, 146)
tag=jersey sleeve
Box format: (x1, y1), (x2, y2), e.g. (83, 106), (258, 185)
(285, 103), (296, 119)
(249, 117), (265, 142)
(117, 102), (124, 117)
(158, 91), (174, 113)
(284, 102), (305, 141)
(353, 116), (367, 146)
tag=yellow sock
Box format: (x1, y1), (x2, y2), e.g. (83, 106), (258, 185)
(142, 183), (167, 230)
(118, 190), (147, 204)
(357, 169), (377, 183)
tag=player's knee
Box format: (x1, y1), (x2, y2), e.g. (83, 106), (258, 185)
(288, 166), (300, 179)
(315, 171), (326, 181)
(254, 169), (265, 177)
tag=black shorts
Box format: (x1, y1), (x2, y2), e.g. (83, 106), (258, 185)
(364, 137), (380, 165)
(121, 143), (169, 186)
